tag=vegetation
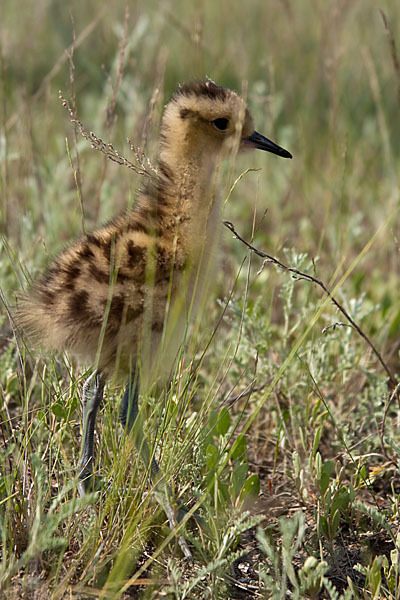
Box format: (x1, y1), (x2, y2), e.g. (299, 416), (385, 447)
(1, 0), (400, 598)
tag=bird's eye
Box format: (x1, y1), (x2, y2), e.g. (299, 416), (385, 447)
(212, 118), (229, 131)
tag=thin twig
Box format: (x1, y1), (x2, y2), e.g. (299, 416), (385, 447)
(225, 380), (268, 407)
(223, 220), (399, 404)
(322, 321), (353, 334)
(59, 91), (158, 180)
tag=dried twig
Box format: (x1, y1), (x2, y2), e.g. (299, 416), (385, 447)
(223, 220), (399, 404)
(321, 321), (353, 334)
(225, 380), (268, 407)
(59, 91), (158, 180)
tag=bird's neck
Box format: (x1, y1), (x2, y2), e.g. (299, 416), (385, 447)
(155, 142), (222, 244)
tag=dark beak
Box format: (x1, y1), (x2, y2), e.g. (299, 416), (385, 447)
(242, 130), (292, 159)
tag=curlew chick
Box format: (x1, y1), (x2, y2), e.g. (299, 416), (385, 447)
(17, 80), (292, 556)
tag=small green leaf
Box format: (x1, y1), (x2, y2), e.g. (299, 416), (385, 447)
(51, 403), (67, 419)
(69, 396), (79, 413)
(216, 408), (230, 436)
(359, 465), (367, 484)
(318, 471), (330, 496)
(314, 451), (322, 479)
(330, 508), (340, 538)
(231, 433), (246, 461)
(319, 515), (329, 539)
(240, 474), (260, 503)
(312, 425), (322, 457)
(206, 444), (219, 470)
(218, 480), (230, 504)
(231, 462), (248, 498)
(323, 487), (332, 510)
(323, 460), (335, 477)
(208, 409), (219, 431)
(331, 487), (349, 516)
(367, 556), (383, 596)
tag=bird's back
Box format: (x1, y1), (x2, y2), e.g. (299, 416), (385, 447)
(16, 186), (202, 381)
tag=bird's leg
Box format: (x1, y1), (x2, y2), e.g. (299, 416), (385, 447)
(120, 379), (193, 560)
(119, 379), (160, 481)
(78, 371), (105, 496)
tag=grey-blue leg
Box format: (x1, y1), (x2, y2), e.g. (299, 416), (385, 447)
(78, 371), (105, 495)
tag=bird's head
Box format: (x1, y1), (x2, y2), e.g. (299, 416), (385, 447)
(159, 80), (292, 169)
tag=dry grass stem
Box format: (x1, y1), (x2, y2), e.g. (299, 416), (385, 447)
(59, 90), (158, 180)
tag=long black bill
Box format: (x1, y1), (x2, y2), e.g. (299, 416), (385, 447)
(242, 130), (292, 159)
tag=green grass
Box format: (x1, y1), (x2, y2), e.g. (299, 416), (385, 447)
(1, 0), (400, 598)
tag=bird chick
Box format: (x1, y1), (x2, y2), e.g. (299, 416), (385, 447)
(16, 80), (292, 557)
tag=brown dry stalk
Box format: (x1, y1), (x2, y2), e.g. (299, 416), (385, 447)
(223, 220), (399, 403)
(59, 91), (158, 180)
